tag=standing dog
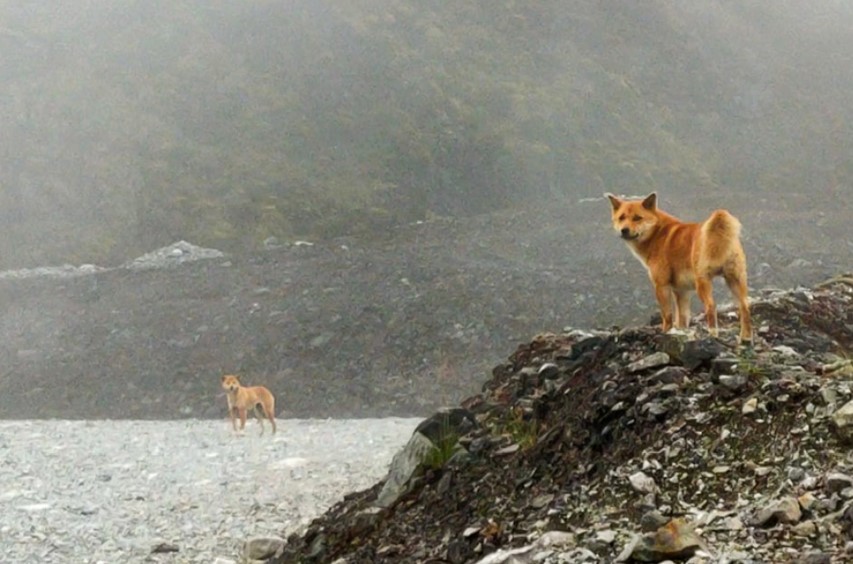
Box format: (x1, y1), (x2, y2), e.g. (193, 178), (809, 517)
(605, 192), (752, 344)
(221, 374), (277, 435)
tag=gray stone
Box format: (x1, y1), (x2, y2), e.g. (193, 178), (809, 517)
(642, 401), (669, 417)
(832, 401), (853, 441)
(629, 471), (659, 494)
(374, 431), (435, 508)
(800, 552), (831, 564)
(529, 493), (554, 509)
(822, 387), (840, 407)
(537, 363), (560, 379)
(472, 531), (576, 564)
(751, 497), (802, 527)
(628, 352), (671, 373)
(374, 409), (476, 508)
(648, 366), (688, 384)
(680, 339), (726, 371)
(826, 472), (853, 494)
(787, 467), (806, 483)
(244, 536), (286, 561)
(351, 507), (384, 535)
(622, 519), (707, 562)
(640, 510), (670, 532)
(413, 408), (476, 444)
(719, 374), (748, 391)
(711, 357), (739, 377)
(791, 520), (817, 537)
(151, 542), (179, 554)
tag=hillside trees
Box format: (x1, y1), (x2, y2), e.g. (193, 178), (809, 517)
(0, 1), (851, 267)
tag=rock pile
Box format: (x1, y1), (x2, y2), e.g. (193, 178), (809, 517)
(269, 274), (853, 563)
(121, 240), (226, 270)
(0, 240), (225, 281)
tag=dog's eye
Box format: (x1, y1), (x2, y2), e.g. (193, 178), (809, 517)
(633, 215), (642, 221)
(618, 214), (626, 220)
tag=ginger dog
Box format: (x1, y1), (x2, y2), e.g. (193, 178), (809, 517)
(221, 374), (276, 435)
(605, 192), (752, 344)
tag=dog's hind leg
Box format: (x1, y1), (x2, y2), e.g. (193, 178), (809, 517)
(674, 290), (692, 329)
(253, 405), (266, 435)
(266, 400), (276, 435)
(695, 275), (718, 337)
(723, 262), (752, 345)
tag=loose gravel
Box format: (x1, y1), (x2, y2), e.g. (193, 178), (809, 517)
(0, 418), (420, 563)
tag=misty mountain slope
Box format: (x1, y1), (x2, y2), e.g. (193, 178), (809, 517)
(0, 199), (846, 420)
(1, 1), (852, 268)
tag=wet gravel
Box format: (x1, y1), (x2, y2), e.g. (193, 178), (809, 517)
(0, 418), (420, 563)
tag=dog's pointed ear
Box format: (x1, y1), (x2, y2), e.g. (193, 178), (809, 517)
(604, 193), (621, 211)
(221, 375), (227, 382)
(642, 192), (658, 211)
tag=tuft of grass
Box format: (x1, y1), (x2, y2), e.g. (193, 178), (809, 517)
(423, 419), (460, 470)
(736, 350), (772, 379)
(504, 407), (539, 451)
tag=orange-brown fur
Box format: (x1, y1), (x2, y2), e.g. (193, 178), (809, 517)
(605, 192), (752, 344)
(221, 374), (277, 435)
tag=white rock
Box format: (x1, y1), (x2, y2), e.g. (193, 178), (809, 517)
(832, 400), (853, 438)
(18, 503), (51, 512)
(473, 531), (575, 564)
(629, 471), (658, 494)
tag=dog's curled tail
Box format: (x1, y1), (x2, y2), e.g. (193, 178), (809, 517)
(700, 209), (743, 265)
(702, 209), (742, 240)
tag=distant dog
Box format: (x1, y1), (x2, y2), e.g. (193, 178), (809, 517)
(605, 192), (752, 344)
(221, 374), (277, 435)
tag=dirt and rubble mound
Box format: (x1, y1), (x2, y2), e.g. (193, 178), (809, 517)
(271, 274), (853, 563)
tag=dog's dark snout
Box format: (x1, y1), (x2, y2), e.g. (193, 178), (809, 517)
(621, 227), (631, 237)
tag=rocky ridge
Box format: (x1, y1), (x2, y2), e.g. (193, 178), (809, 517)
(269, 274), (853, 563)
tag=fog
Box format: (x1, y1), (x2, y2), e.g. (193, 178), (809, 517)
(2, 6), (852, 561)
(0, 1), (851, 269)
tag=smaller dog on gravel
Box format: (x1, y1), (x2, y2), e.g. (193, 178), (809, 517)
(221, 374), (276, 435)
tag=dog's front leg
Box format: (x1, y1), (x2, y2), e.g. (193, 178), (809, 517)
(238, 408), (248, 431)
(227, 405), (238, 431)
(653, 281), (674, 332)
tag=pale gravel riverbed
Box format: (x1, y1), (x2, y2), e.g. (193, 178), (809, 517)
(0, 418), (421, 563)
